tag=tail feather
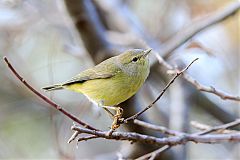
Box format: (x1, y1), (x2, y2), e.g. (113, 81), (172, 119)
(42, 84), (63, 91)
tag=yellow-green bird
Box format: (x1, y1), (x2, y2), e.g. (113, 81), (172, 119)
(43, 48), (151, 129)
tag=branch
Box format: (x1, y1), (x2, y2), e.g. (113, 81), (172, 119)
(3, 57), (98, 131)
(123, 58), (199, 123)
(183, 74), (240, 101)
(64, 0), (114, 63)
(191, 121), (238, 134)
(193, 119), (240, 135)
(154, 53), (240, 102)
(72, 125), (240, 146)
(136, 118), (240, 159)
(161, 1), (240, 59)
(136, 145), (170, 160)
(78, 135), (99, 142)
(133, 119), (183, 136)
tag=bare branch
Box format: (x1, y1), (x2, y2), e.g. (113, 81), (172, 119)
(72, 125), (240, 146)
(136, 145), (170, 160)
(64, 0), (114, 63)
(135, 119), (240, 159)
(3, 56), (98, 131)
(162, 2), (240, 59)
(124, 58), (199, 123)
(154, 53), (240, 102)
(78, 135), (99, 142)
(183, 74), (240, 101)
(68, 131), (80, 144)
(133, 119), (183, 136)
(194, 119), (240, 135)
(191, 121), (238, 134)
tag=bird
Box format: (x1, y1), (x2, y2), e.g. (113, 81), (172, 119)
(42, 48), (152, 130)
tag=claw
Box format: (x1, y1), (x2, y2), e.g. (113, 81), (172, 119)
(110, 107), (124, 130)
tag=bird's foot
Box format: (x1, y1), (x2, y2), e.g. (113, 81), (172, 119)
(110, 107), (123, 130)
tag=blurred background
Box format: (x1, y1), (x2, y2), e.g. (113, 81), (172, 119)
(0, 0), (239, 159)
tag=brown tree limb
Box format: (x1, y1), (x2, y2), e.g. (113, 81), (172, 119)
(3, 56), (98, 131)
(123, 58), (199, 123)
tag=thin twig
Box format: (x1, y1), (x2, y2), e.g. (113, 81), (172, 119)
(136, 145), (170, 160)
(124, 58), (199, 123)
(133, 119), (183, 136)
(191, 121), (238, 134)
(194, 119), (240, 135)
(78, 135), (99, 142)
(3, 56), (98, 131)
(68, 131), (80, 144)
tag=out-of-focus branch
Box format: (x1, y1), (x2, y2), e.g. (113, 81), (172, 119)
(64, 0), (114, 63)
(162, 1), (240, 59)
(193, 119), (240, 135)
(123, 58), (198, 123)
(191, 121), (238, 134)
(136, 145), (170, 160)
(190, 91), (239, 125)
(93, 0), (160, 49)
(3, 57), (98, 131)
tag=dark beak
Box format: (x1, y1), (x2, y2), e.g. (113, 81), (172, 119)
(143, 48), (152, 58)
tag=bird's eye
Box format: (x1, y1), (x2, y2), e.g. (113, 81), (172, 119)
(132, 57), (138, 62)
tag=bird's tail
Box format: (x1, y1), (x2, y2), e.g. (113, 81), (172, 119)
(42, 84), (64, 91)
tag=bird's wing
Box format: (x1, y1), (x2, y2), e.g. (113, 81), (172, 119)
(62, 58), (119, 85)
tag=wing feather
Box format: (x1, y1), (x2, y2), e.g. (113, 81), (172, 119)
(62, 57), (119, 86)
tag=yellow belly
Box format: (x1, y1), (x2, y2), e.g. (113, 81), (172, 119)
(65, 75), (144, 106)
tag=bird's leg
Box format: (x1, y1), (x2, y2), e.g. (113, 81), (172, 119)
(98, 100), (123, 130)
(100, 105), (124, 130)
(103, 108), (114, 118)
